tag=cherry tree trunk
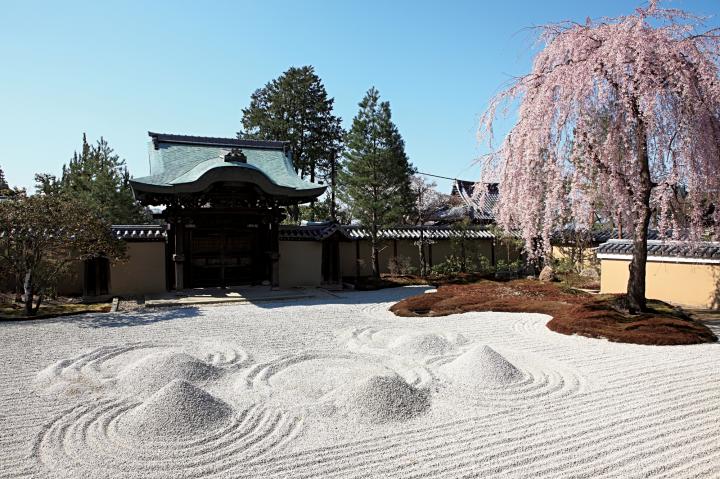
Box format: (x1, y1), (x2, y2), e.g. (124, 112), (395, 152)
(627, 205), (651, 313)
(626, 116), (652, 313)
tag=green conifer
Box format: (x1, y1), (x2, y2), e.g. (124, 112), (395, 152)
(340, 88), (415, 277)
(35, 134), (148, 224)
(240, 66), (344, 219)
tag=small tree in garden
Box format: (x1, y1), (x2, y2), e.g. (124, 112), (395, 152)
(410, 175), (446, 277)
(340, 87), (415, 278)
(479, 1), (720, 312)
(0, 194), (125, 315)
(450, 218), (481, 273)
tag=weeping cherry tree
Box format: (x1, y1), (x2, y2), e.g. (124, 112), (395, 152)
(479, 1), (720, 312)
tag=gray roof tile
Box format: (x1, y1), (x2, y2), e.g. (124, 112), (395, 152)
(111, 225), (166, 241)
(597, 239), (720, 260)
(279, 223), (495, 241)
(131, 133), (325, 198)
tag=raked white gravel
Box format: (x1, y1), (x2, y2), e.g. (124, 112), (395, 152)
(1, 286), (719, 478)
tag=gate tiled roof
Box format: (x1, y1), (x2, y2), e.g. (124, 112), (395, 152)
(130, 133), (326, 201)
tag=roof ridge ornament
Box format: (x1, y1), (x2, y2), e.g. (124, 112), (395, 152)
(224, 148), (247, 163)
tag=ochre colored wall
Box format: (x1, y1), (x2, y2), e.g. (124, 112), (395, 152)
(429, 241), (452, 267)
(279, 241), (322, 287)
(551, 245), (596, 269)
(338, 240), (383, 276)
(337, 238), (495, 276)
(396, 240), (424, 272)
(339, 241), (358, 278)
(110, 242), (167, 296)
(600, 259), (720, 309)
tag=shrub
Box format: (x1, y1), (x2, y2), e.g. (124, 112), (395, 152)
(553, 256), (577, 275)
(430, 254), (500, 277)
(388, 256), (416, 276)
(495, 259), (526, 279)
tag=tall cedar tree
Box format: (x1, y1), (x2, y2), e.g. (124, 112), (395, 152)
(479, 1), (720, 312)
(35, 134), (147, 224)
(239, 66), (344, 220)
(340, 88), (415, 277)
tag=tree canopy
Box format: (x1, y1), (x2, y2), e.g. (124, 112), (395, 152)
(479, 1), (720, 311)
(35, 134), (148, 224)
(239, 66), (344, 218)
(0, 165), (7, 193)
(340, 87), (415, 276)
(0, 194), (125, 315)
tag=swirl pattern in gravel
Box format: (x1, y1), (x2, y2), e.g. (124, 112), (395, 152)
(0, 287), (716, 478)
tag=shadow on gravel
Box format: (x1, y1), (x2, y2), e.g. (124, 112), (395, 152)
(703, 320), (720, 338)
(251, 286), (434, 310)
(4, 307), (203, 329)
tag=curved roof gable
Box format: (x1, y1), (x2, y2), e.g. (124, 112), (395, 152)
(130, 133), (325, 201)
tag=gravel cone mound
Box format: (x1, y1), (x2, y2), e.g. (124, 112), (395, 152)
(121, 379), (233, 438)
(388, 333), (456, 357)
(325, 374), (430, 424)
(440, 345), (523, 388)
(117, 351), (222, 395)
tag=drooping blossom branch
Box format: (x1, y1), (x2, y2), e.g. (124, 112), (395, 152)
(478, 1), (720, 260)
(477, 1), (720, 310)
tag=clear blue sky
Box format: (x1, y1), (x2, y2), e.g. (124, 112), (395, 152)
(1, 0), (717, 194)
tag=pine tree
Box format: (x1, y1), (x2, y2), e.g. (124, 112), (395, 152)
(0, 165), (26, 197)
(340, 87), (415, 277)
(0, 165), (8, 192)
(239, 66), (344, 219)
(35, 134), (148, 224)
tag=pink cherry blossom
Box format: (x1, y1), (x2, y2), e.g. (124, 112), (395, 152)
(478, 1), (720, 310)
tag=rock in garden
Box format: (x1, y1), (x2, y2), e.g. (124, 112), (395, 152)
(539, 266), (556, 282)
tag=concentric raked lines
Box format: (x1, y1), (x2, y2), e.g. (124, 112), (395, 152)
(32, 399), (302, 478)
(34, 341), (251, 397)
(239, 350), (435, 405)
(0, 287), (716, 478)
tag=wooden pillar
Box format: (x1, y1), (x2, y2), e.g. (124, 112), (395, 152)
(165, 224), (174, 291)
(428, 243), (433, 268)
(173, 222), (185, 290)
(269, 208), (280, 289)
(355, 240), (360, 279)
